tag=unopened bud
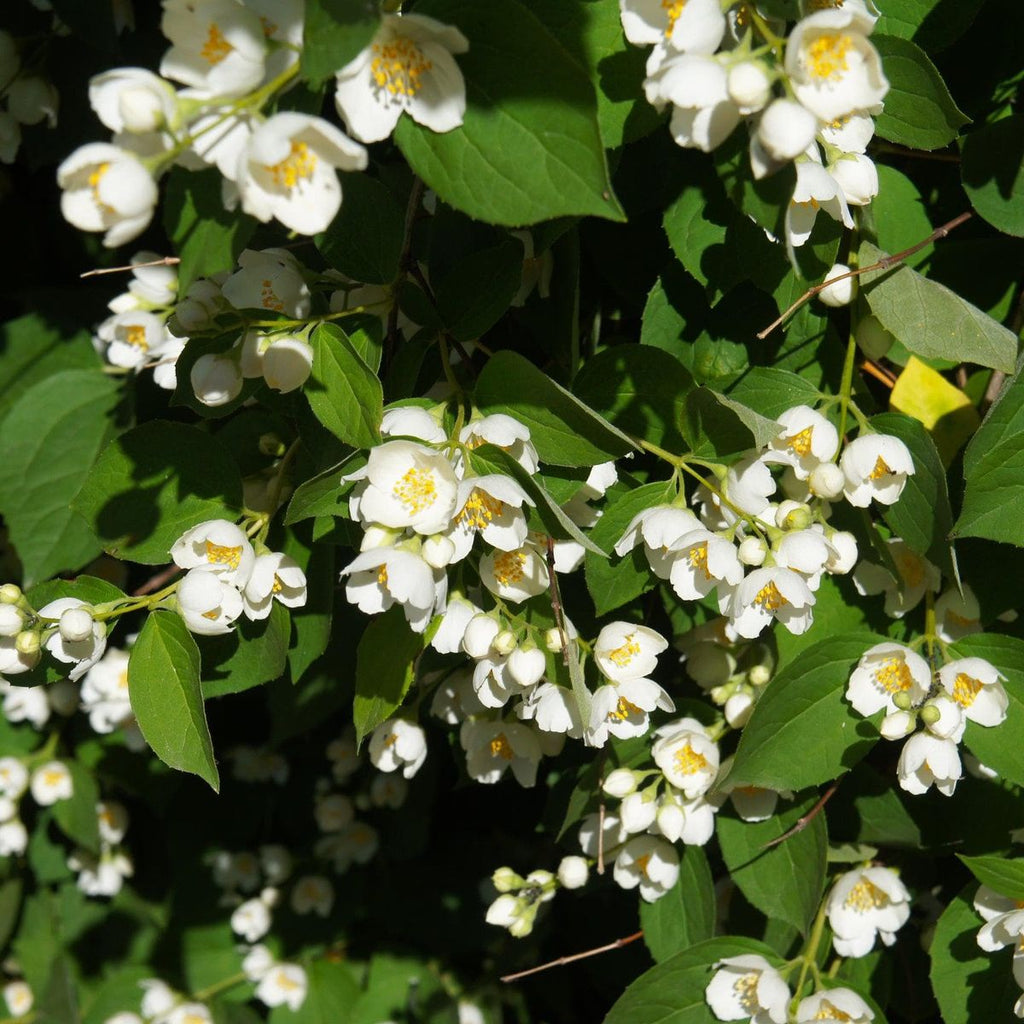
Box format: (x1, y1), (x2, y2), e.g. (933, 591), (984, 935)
(492, 866), (524, 893)
(737, 537), (767, 567)
(15, 630), (40, 655)
(603, 768), (637, 798)
(492, 630), (517, 656)
(777, 501), (811, 532)
(544, 627), (564, 653)
(360, 525), (401, 551)
(0, 605), (23, 636)
(59, 607), (94, 643)
(557, 855), (589, 890)
(892, 690), (913, 712)
(818, 263), (856, 307)
(919, 703), (941, 726)
(0, 584), (22, 605)
(463, 614), (500, 659)
(748, 664), (772, 687)
(809, 462), (845, 500)
(422, 535), (455, 569)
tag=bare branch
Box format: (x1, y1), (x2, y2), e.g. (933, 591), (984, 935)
(760, 782), (838, 850)
(81, 256), (180, 279)
(500, 931), (643, 983)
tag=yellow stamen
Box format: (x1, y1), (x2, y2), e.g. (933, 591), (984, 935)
(786, 426), (814, 457)
(688, 543), (712, 581)
(733, 973), (759, 1012)
(607, 696), (642, 722)
(634, 852), (652, 876)
(377, 565), (389, 587)
(392, 467), (438, 515)
(805, 32), (853, 81)
(814, 1000), (853, 1021)
(869, 455), (895, 479)
(661, 0), (687, 37)
(951, 672), (983, 708)
(124, 324), (148, 352)
(457, 489), (505, 531)
(200, 23), (234, 66)
(266, 141), (318, 191)
(843, 878), (889, 913)
(260, 278), (284, 312)
(607, 635), (640, 668)
(754, 580), (788, 612)
(489, 734), (513, 760)
(491, 551), (526, 587)
(206, 540), (242, 571)
(673, 741), (709, 776)
(875, 657), (912, 694)
(370, 37), (433, 99)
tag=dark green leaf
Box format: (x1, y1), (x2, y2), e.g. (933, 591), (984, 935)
(0, 878), (23, 953)
(201, 602), (290, 698)
(301, 0), (381, 87)
(959, 855), (1024, 901)
(726, 368), (822, 421)
(72, 420), (243, 565)
(128, 611), (219, 791)
(307, 322), (383, 449)
(639, 846), (715, 962)
(961, 114), (1024, 238)
(682, 387), (779, 460)
(52, 760), (100, 855)
(434, 239), (523, 342)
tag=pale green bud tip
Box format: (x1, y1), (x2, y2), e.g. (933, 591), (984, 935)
(59, 607), (94, 643)
(748, 664), (772, 687)
(781, 504), (812, 532)
(492, 629), (517, 656)
(0, 584), (22, 604)
(603, 768), (638, 798)
(892, 691), (913, 712)
(544, 627), (564, 652)
(258, 433), (286, 457)
(492, 867), (524, 893)
(15, 630), (40, 655)
(919, 703), (941, 725)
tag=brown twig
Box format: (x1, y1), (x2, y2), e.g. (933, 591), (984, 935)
(500, 931), (643, 983)
(982, 281), (1024, 409)
(761, 782), (838, 850)
(860, 360), (897, 388)
(80, 256), (180, 279)
(132, 564), (181, 597)
(757, 211), (973, 340)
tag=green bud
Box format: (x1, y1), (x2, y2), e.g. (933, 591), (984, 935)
(919, 703), (941, 726)
(892, 691), (913, 712)
(0, 584), (22, 605)
(15, 630), (40, 655)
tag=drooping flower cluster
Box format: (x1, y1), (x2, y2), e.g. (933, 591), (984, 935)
(973, 884), (1024, 1017)
(846, 643), (1008, 797)
(0, 756), (73, 858)
(618, 405), (913, 642)
(622, 0), (888, 261)
(58, 0), (469, 246)
(68, 800), (134, 898)
(0, 28), (59, 165)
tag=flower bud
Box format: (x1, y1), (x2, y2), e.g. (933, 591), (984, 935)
(263, 337), (313, 394)
(724, 690), (755, 728)
(808, 462), (845, 500)
(492, 629), (517, 657)
(727, 61), (771, 114)
(192, 353), (243, 407)
(656, 800), (685, 843)
(492, 866), (524, 893)
(757, 99), (817, 161)
(879, 710), (916, 740)
(463, 614), (500, 659)
(603, 768), (638, 798)
(748, 663), (772, 687)
(818, 263), (856, 307)
(507, 645), (546, 688)
(0, 606), (23, 637)
(59, 607), (94, 643)
(737, 537), (767, 567)
(918, 701), (941, 726)
(620, 791), (658, 833)
(258, 433), (286, 457)
(119, 86), (165, 132)
(776, 500), (811, 531)
(0, 584), (22, 605)
(421, 535), (455, 569)
(360, 525), (401, 551)
(48, 679), (80, 716)
(544, 627), (564, 652)
(557, 855), (589, 890)
(15, 631), (40, 655)
(892, 690), (913, 712)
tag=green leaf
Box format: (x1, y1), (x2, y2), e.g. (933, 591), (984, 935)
(81, 968), (152, 1024)
(394, 0), (624, 226)
(72, 420), (243, 565)
(0, 369), (122, 586)
(730, 635), (885, 791)
(859, 241), (1017, 374)
(0, 314), (102, 426)
(353, 605), (423, 744)
(875, 0), (987, 50)
(959, 855), (1024, 901)
(955, 351), (1024, 546)
(52, 761), (100, 855)
(870, 412), (954, 577)
(584, 480), (675, 616)
(639, 846), (715, 962)
(164, 168), (255, 291)
(271, 959), (360, 1024)
(961, 114), (1024, 238)
(682, 387), (780, 460)
(604, 936), (781, 1024)
(931, 882), (1020, 1024)
(307, 322), (383, 449)
(726, 368), (822, 421)
(475, 350), (635, 467)
(301, 0), (381, 87)
(201, 602), (290, 698)
(0, 878), (23, 953)
(872, 35), (970, 151)
(128, 611), (219, 791)
(868, 165), (936, 269)
(713, 129), (796, 239)
(317, 173), (406, 284)
(284, 529), (335, 683)
(949, 633), (1024, 788)
(434, 239), (523, 342)
(717, 791), (828, 936)
(285, 454), (361, 525)
(34, 952), (79, 1024)
(183, 921), (248, 998)
(573, 345), (694, 448)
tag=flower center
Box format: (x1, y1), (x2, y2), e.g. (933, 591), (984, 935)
(492, 551), (527, 586)
(260, 278), (285, 311)
(843, 877), (889, 913)
(633, 852), (652, 877)
(805, 32), (853, 81)
(88, 162), (115, 213)
(276, 970), (302, 991)
(786, 426), (814, 456)
(814, 999), (853, 1021)
(200, 23), (234, 66)
(687, 543), (712, 580)
(205, 540), (242, 570)
(951, 672), (983, 708)
(370, 36), (433, 100)
(43, 768), (65, 787)
(377, 564), (389, 587)
(875, 656), (912, 694)
(392, 467), (438, 515)
(489, 734), (513, 760)
(607, 635), (640, 667)
(458, 489), (505, 531)
(607, 695), (642, 722)
(272, 575), (284, 594)
(266, 141), (318, 191)
(124, 324), (149, 351)
(673, 741), (708, 775)
(660, 0), (687, 37)
(869, 455), (895, 480)
(754, 580), (788, 612)
(733, 972), (759, 1012)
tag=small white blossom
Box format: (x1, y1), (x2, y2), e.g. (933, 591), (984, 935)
(841, 434), (915, 507)
(172, 520), (255, 585)
(0, 757), (28, 799)
(255, 964), (308, 1012)
(557, 855), (589, 890)
(2, 981), (32, 1019)
(613, 835), (679, 902)
(594, 622), (668, 682)
(368, 719), (428, 779)
(652, 718), (719, 797)
(795, 989), (874, 1023)
(937, 657), (1008, 728)
(38, 598), (107, 681)
(30, 761), (74, 806)
(587, 677), (676, 747)
(827, 865), (910, 957)
(620, 0), (725, 52)
(290, 874), (335, 917)
(765, 406), (839, 478)
(897, 731), (961, 796)
(341, 545), (446, 634)
(230, 896), (272, 942)
(478, 545), (550, 603)
(846, 642), (931, 719)
(705, 954), (790, 1023)
(176, 568), (244, 635)
(243, 552), (307, 620)
(460, 720), (541, 787)
(460, 415), (539, 474)
(723, 567), (815, 639)
(89, 68), (178, 134)
(829, 153), (879, 206)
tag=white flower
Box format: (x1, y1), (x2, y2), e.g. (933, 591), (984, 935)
(243, 552), (307, 620)
(921, 693), (965, 742)
(0, 757), (28, 799)
(369, 719), (428, 779)
(841, 434), (915, 507)
(846, 642), (931, 719)
(652, 718), (719, 797)
(829, 153), (879, 206)
(724, 456), (777, 517)
(937, 657), (1008, 728)
(669, 529), (744, 602)
(934, 586), (981, 642)
(160, 0), (267, 98)
(230, 896), (272, 942)
(314, 820), (380, 872)
(0, 637), (37, 676)
(615, 504), (702, 579)
(261, 337), (313, 393)
(897, 731), (961, 796)
(786, 8), (888, 122)
(314, 792), (353, 833)
(447, 475), (533, 561)
(756, 99), (818, 163)
(166, 1003), (213, 1024)
(2, 981), (32, 1019)
(587, 677), (676, 747)
(727, 61), (772, 114)
(351, 440), (459, 534)
(479, 545), (550, 603)
(460, 720), (541, 787)
(191, 352), (244, 407)
(795, 989), (874, 1023)
(460, 415), (539, 474)
(765, 406), (839, 478)
(827, 865), (910, 957)
(819, 263), (857, 307)
(290, 874), (335, 917)
(820, 111), (877, 153)
(594, 622), (668, 682)
(56, 143), (157, 247)
(30, 761), (73, 806)
(242, 944), (275, 982)
(176, 568), (244, 635)
(2, 683), (50, 729)
(974, 885), (1024, 951)
(613, 835), (679, 902)
(38, 598), (107, 681)
(334, 13), (469, 144)
(237, 112), (368, 235)
(140, 979), (176, 1019)
(774, 529), (834, 590)
(557, 855), (589, 890)
(98, 800), (130, 844)
(89, 67), (178, 134)
(97, 310), (176, 372)
(255, 964), (308, 1012)
(172, 519), (255, 585)
(223, 248), (311, 318)
(787, 160), (854, 252)
(620, 0), (725, 52)
(381, 406), (446, 444)
(0, 820), (28, 856)
(69, 847), (134, 897)
(80, 648), (134, 735)
(341, 545), (445, 634)
(705, 954), (790, 1023)
(516, 682), (583, 738)
(723, 567), (815, 639)
(370, 773), (408, 808)
(644, 54), (740, 153)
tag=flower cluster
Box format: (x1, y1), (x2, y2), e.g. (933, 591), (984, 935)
(171, 518), (307, 636)
(58, 0), (469, 246)
(0, 756), (73, 857)
(846, 644), (1008, 796)
(623, 0), (888, 262)
(0, 28), (59, 165)
(619, 406), (913, 641)
(974, 884), (1024, 1017)
(68, 800), (134, 898)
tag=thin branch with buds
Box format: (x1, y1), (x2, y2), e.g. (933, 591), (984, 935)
(757, 211), (973, 340)
(760, 782), (838, 850)
(80, 256), (180, 279)
(500, 931), (644, 983)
